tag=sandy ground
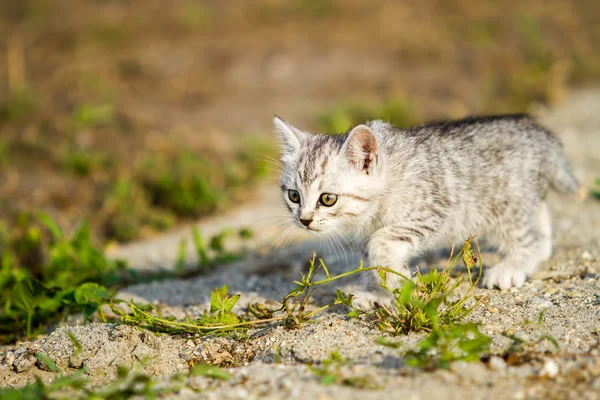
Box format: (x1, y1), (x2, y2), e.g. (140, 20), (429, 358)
(1, 89), (599, 399)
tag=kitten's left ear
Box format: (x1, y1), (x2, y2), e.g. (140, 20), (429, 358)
(342, 124), (378, 173)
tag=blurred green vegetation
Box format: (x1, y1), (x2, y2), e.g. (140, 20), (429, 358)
(1, 0), (598, 245)
(317, 97), (420, 133)
(0, 212), (125, 342)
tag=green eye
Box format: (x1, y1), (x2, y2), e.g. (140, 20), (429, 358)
(288, 189), (300, 203)
(319, 193), (338, 207)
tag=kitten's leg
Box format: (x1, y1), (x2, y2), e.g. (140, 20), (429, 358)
(484, 203), (551, 289)
(353, 227), (420, 310)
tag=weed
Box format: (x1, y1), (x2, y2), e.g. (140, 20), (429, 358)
(402, 323), (491, 369)
(35, 352), (57, 372)
(349, 238), (483, 335)
(317, 97), (419, 133)
(111, 285), (249, 336)
(366, 239), (490, 370)
(71, 103), (114, 130)
(0, 363), (211, 400)
(0, 213), (123, 342)
(175, 227), (254, 275)
(179, 2), (209, 29)
(0, 90), (36, 122)
(192, 227), (210, 269)
(60, 150), (111, 178)
(190, 363), (231, 380)
(111, 239), (485, 347)
(504, 309), (560, 355)
(102, 179), (175, 242)
(0, 140), (10, 166)
(591, 179), (600, 200)
(309, 351), (380, 389)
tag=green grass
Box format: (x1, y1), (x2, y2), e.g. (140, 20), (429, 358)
(316, 97), (420, 133)
(0, 90), (36, 122)
(400, 323), (490, 369)
(102, 179), (175, 242)
(342, 238), (483, 335)
(111, 237), (487, 357)
(308, 351), (380, 389)
(591, 179), (600, 200)
(0, 213), (124, 342)
(0, 362), (231, 400)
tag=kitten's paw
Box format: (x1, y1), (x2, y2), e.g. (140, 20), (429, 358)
(483, 265), (527, 289)
(351, 290), (395, 311)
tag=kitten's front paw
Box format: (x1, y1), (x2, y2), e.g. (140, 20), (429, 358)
(483, 264), (527, 289)
(351, 290), (395, 311)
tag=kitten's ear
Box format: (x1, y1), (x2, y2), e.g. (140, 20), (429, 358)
(343, 124), (378, 173)
(273, 116), (307, 157)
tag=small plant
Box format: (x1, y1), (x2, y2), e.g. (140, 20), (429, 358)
(102, 179), (175, 242)
(111, 239), (486, 344)
(0, 363), (218, 400)
(591, 179), (600, 200)
(111, 285), (248, 336)
(317, 97), (420, 133)
(346, 237), (483, 336)
(504, 309), (560, 356)
(399, 323), (491, 369)
(175, 227), (255, 275)
(0, 213), (123, 342)
(309, 351), (380, 389)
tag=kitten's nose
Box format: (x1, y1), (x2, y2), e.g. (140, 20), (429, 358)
(300, 218), (313, 227)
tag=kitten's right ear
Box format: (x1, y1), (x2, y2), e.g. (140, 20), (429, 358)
(273, 116), (306, 156)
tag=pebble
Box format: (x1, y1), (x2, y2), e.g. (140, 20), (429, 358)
(540, 359), (559, 378)
(489, 356), (507, 371)
(513, 331), (529, 342)
(581, 251), (593, 261)
(4, 352), (15, 367)
(526, 297), (553, 308)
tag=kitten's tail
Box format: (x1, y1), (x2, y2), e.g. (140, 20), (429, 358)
(548, 152), (579, 194)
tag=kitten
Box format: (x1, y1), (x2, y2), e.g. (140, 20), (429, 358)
(274, 114), (578, 308)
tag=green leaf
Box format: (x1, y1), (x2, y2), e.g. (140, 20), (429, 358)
(67, 331), (82, 357)
(190, 364), (231, 380)
(335, 289), (354, 307)
(74, 283), (111, 306)
(209, 285), (228, 313)
(192, 227), (209, 268)
(320, 374), (337, 385)
(35, 353), (57, 372)
(222, 294), (240, 314)
(38, 212), (63, 241)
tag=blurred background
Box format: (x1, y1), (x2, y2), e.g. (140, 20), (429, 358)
(1, 0), (599, 245)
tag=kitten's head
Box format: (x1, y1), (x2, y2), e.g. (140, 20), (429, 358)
(275, 116), (385, 234)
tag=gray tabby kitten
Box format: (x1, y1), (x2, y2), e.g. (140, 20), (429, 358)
(274, 114), (578, 308)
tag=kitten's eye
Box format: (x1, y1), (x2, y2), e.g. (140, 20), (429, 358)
(288, 189), (301, 204)
(319, 193), (338, 207)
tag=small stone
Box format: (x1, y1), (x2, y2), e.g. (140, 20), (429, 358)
(540, 359), (559, 378)
(13, 353), (36, 372)
(489, 356), (507, 371)
(581, 251), (593, 261)
(4, 352), (15, 367)
(513, 331), (529, 342)
(449, 360), (469, 374)
(488, 307), (499, 313)
(526, 297), (553, 308)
